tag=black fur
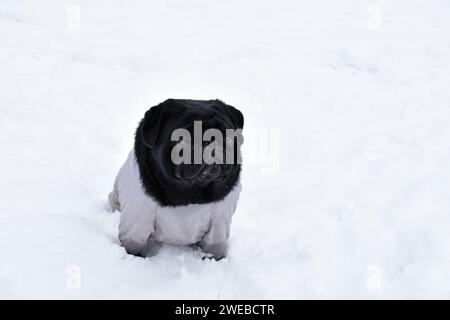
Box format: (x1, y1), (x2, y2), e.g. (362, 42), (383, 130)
(134, 99), (244, 207)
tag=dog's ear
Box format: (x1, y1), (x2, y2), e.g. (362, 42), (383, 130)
(140, 104), (163, 148)
(212, 99), (244, 129)
(140, 99), (187, 148)
(227, 104), (244, 129)
(215, 100), (244, 129)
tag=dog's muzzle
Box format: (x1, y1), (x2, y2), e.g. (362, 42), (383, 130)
(175, 163), (223, 185)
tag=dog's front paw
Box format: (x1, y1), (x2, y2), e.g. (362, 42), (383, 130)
(142, 239), (162, 258)
(201, 254), (225, 261)
(198, 242), (228, 261)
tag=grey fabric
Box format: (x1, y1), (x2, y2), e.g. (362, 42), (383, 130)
(109, 151), (241, 259)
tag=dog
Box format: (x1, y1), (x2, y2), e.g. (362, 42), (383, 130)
(109, 99), (244, 259)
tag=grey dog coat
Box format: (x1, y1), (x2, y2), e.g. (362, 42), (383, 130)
(109, 151), (242, 259)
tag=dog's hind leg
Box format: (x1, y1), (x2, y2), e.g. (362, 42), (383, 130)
(108, 174), (121, 211)
(108, 190), (120, 211)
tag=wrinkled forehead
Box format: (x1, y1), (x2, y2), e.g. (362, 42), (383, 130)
(167, 101), (234, 130)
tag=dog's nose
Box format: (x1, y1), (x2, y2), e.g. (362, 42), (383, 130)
(175, 164), (222, 183)
(175, 164), (205, 180)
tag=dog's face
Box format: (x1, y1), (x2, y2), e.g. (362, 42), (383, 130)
(134, 99), (243, 207)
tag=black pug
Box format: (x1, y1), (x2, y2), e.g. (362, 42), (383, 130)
(109, 99), (244, 260)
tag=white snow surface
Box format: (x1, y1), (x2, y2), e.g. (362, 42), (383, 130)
(1, 0), (450, 299)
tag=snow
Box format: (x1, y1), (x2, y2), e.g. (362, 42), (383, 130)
(1, 0), (450, 299)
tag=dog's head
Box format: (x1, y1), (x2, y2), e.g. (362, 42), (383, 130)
(135, 99), (244, 207)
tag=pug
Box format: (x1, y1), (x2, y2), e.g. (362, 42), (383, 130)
(109, 99), (244, 260)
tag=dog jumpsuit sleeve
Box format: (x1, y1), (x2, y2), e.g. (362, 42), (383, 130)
(119, 202), (156, 256)
(199, 184), (241, 259)
(115, 151), (158, 256)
